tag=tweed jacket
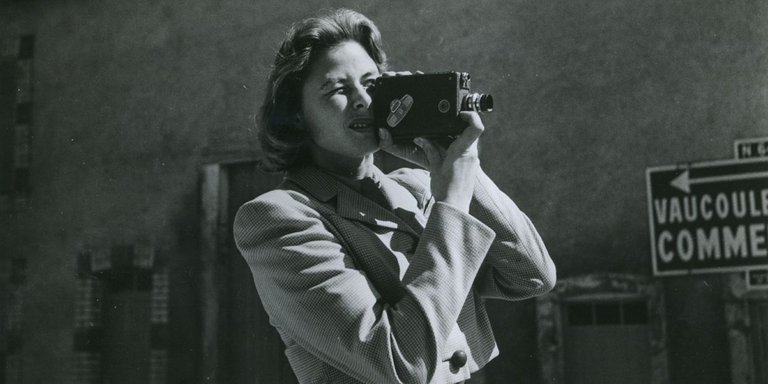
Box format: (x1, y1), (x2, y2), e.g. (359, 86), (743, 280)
(233, 164), (555, 384)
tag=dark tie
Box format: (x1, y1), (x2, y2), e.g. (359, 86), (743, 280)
(360, 177), (391, 210)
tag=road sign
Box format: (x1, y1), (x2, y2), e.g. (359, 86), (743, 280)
(734, 137), (768, 159)
(735, 137), (768, 285)
(646, 158), (768, 276)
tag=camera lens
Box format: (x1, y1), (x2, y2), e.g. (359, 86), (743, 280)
(477, 94), (493, 112)
(462, 93), (494, 112)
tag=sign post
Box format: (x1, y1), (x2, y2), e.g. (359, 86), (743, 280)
(646, 158), (768, 276)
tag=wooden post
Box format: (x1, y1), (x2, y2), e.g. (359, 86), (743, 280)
(200, 164), (224, 383)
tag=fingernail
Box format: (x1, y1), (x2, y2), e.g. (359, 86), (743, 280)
(413, 138), (424, 147)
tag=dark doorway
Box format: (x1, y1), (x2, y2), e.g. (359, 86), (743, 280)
(563, 300), (652, 384)
(200, 162), (294, 383)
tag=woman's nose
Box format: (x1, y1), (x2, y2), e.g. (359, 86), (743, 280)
(352, 85), (373, 110)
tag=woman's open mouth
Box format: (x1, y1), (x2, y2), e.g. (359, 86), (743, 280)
(348, 120), (374, 131)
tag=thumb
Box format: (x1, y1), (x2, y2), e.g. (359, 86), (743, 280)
(414, 138), (442, 172)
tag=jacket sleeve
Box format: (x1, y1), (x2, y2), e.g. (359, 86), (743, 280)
(469, 169), (557, 300)
(233, 191), (495, 383)
(390, 167), (556, 300)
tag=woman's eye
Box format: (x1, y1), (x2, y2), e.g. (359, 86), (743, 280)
(364, 82), (376, 94)
(327, 87), (347, 96)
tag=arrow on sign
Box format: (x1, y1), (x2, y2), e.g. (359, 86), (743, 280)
(670, 169), (768, 193)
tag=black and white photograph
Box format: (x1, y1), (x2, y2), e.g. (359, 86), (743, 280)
(1, 1), (767, 383)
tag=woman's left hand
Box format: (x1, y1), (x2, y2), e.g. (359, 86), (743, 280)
(378, 127), (430, 168)
(379, 112), (485, 213)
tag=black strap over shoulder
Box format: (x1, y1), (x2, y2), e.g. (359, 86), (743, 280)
(323, 213), (407, 305)
(280, 177), (411, 305)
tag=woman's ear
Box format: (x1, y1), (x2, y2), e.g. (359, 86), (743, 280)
(295, 113), (303, 130)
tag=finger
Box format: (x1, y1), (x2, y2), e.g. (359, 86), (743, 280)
(387, 143), (429, 168)
(458, 111), (485, 134)
(380, 130), (429, 167)
(380, 71), (414, 77)
(450, 112), (485, 154)
(414, 138), (443, 171)
(378, 128), (393, 148)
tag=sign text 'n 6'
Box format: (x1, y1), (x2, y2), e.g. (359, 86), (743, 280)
(646, 158), (768, 276)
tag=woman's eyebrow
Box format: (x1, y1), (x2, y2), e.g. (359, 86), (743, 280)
(320, 77), (343, 91)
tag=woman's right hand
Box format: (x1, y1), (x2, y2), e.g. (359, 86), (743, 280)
(414, 112), (484, 213)
(374, 70), (485, 213)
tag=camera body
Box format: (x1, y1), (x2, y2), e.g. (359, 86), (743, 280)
(372, 72), (493, 142)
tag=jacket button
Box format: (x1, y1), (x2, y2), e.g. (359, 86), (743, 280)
(449, 350), (467, 369)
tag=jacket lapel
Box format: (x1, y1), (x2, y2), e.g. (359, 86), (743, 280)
(375, 169), (427, 235)
(283, 164), (410, 303)
(286, 165), (423, 236)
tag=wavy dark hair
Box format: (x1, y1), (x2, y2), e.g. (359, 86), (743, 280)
(257, 9), (388, 172)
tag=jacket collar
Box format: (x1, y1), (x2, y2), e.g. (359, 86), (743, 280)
(285, 164), (424, 235)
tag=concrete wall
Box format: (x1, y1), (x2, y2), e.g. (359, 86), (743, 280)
(2, 0), (766, 382)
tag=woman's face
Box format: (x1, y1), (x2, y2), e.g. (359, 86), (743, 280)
(301, 40), (380, 162)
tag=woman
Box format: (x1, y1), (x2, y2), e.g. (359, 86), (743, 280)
(234, 9), (556, 384)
